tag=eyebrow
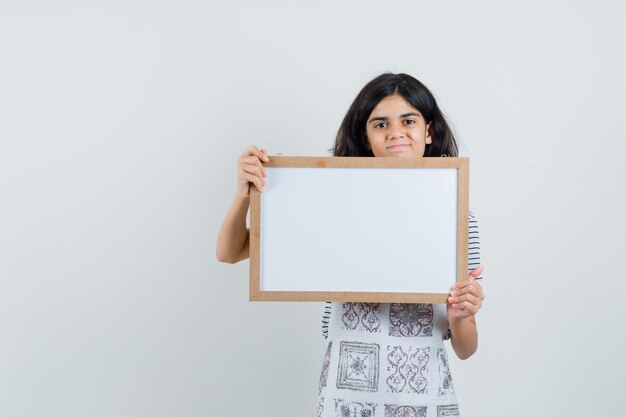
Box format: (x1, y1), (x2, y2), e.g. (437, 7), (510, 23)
(368, 112), (422, 124)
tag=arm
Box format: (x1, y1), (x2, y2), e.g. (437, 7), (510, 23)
(215, 145), (269, 264)
(215, 194), (252, 263)
(447, 265), (484, 359)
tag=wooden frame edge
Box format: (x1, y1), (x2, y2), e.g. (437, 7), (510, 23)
(251, 291), (449, 304)
(266, 156), (465, 169)
(249, 156), (470, 303)
(249, 187), (262, 301)
(457, 158), (470, 284)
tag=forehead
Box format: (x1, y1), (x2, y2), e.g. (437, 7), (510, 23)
(369, 94), (420, 117)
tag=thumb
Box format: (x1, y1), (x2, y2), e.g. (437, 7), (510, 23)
(469, 264), (484, 278)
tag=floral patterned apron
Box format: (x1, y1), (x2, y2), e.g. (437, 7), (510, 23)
(317, 302), (459, 417)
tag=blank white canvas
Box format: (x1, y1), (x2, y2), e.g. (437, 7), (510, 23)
(260, 167), (458, 293)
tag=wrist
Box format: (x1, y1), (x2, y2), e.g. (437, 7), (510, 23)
(229, 192), (251, 216)
(448, 316), (462, 326)
(234, 192), (251, 201)
(448, 314), (472, 327)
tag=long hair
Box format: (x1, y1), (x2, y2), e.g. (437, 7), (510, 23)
(332, 73), (458, 157)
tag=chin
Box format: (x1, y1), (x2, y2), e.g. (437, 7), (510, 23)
(390, 150), (421, 158)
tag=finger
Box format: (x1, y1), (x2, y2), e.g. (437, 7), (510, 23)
(239, 155), (265, 169)
(469, 264), (484, 278)
(240, 154), (266, 167)
(448, 293), (482, 306)
(239, 155), (268, 176)
(452, 270), (482, 290)
(451, 300), (479, 315)
(243, 144), (260, 157)
(451, 280), (466, 290)
(451, 278), (474, 291)
(452, 273), (484, 290)
(451, 281), (483, 298)
(458, 301), (476, 313)
(241, 172), (265, 192)
(451, 269), (480, 290)
(242, 145), (269, 163)
(240, 161), (266, 179)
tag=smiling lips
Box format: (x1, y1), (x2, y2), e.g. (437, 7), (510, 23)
(386, 144), (411, 150)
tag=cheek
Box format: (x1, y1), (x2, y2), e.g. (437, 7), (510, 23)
(367, 130), (383, 143)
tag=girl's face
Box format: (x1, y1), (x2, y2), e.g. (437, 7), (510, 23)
(364, 94), (432, 158)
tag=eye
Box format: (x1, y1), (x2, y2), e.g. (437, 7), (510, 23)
(404, 119), (416, 125)
(374, 122), (387, 129)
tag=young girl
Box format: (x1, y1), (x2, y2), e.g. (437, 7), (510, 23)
(216, 73), (484, 417)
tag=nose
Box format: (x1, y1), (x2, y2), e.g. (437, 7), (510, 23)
(387, 123), (404, 140)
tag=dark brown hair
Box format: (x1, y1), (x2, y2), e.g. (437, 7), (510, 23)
(332, 73), (458, 157)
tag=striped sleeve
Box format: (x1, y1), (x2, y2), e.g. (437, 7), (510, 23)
(321, 302), (331, 339)
(468, 211), (483, 280)
(444, 211), (483, 340)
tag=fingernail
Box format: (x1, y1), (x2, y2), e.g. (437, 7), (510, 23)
(450, 291), (457, 296)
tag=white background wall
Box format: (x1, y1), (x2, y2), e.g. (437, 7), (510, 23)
(1, 1), (625, 416)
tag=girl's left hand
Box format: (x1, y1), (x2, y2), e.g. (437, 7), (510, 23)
(447, 265), (484, 321)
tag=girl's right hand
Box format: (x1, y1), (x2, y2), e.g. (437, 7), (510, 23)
(237, 145), (269, 197)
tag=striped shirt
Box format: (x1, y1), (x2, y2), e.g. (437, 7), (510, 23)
(322, 211), (482, 339)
